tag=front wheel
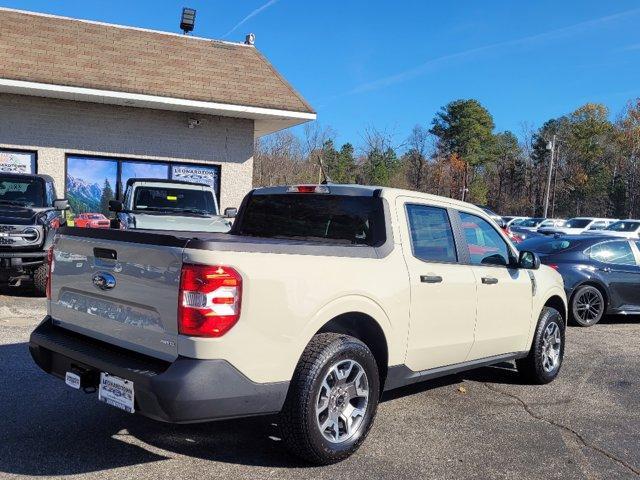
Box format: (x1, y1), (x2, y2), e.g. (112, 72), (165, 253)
(279, 333), (380, 465)
(516, 307), (565, 384)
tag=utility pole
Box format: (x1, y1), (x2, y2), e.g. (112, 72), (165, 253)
(543, 135), (556, 218)
(461, 164), (468, 202)
(551, 145), (560, 218)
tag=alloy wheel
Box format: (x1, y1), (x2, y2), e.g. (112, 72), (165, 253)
(541, 321), (562, 373)
(316, 359), (369, 444)
(573, 287), (604, 325)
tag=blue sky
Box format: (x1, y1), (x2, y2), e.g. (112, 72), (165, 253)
(67, 157), (117, 186)
(4, 0), (640, 149)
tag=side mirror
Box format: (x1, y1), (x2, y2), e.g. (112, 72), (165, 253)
(109, 200), (123, 212)
(519, 250), (540, 270)
(224, 207), (238, 218)
(53, 199), (69, 210)
(497, 218), (507, 229)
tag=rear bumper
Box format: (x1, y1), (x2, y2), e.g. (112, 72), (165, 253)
(29, 317), (289, 423)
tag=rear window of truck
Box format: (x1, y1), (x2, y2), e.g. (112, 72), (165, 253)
(234, 194), (386, 246)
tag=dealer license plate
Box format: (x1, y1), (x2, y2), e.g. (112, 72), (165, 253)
(98, 372), (135, 413)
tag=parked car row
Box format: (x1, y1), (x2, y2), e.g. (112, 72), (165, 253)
(487, 209), (640, 328)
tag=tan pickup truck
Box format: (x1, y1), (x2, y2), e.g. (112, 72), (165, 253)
(30, 184), (567, 464)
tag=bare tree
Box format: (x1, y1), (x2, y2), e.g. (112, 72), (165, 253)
(302, 122), (336, 183)
(404, 125), (433, 191)
(253, 131), (309, 187)
(359, 126), (399, 186)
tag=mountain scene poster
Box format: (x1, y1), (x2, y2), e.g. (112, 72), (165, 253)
(66, 156), (117, 216)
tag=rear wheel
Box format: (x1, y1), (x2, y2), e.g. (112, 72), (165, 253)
(33, 263), (47, 297)
(570, 285), (605, 327)
(516, 307), (565, 384)
(279, 333), (380, 465)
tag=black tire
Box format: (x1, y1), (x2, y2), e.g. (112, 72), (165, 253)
(569, 285), (605, 327)
(33, 263), (48, 297)
(516, 307), (565, 384)
(279, 333), (380, 465)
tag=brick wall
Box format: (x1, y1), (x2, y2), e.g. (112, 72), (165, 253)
(0, 93), (254, 210)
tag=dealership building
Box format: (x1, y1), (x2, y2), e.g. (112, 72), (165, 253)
(0, 7), (315, 214)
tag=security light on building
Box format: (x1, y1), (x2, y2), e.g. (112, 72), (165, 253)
(180, 7), (196, 34)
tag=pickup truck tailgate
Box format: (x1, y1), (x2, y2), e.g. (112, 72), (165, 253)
(50, 229), (188, 361)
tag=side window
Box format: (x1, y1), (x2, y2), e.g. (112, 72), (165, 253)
(406, 204), (457, 263)
(459, 212), (511, 267)
(588, 221), (606, 231)
(589, 241), (636, 266)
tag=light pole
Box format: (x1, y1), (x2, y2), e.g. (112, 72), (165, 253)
(543, 135), (556, 218)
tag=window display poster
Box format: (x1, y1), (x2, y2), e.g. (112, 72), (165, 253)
(0, 151), (35, 174)
(171, 165), (220, 193)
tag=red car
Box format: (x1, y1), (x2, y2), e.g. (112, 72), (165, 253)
(74, 213), (110, 229)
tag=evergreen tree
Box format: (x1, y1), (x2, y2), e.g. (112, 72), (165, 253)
(99, 179), (114, 216)
(430, 99), (496, 200)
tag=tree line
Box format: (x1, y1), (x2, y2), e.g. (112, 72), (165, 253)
(254, 98), (640, 219)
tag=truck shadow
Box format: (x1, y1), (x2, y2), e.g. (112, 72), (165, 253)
(0, 283), (41, 298)
(0, 342), (537, 475)
(0, 341), (314, 476)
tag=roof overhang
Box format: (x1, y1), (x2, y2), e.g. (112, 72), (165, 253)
(0, 78), (316, 137)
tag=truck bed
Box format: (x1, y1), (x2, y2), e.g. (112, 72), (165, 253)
(59, 226), (388, 259)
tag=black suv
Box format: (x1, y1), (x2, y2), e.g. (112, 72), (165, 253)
(0, 173), (68, 295)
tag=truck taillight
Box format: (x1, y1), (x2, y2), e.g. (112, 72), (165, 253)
(178, 264), (242, 337)
(287, 185), (330, 194)
(46, 246), (54, 300)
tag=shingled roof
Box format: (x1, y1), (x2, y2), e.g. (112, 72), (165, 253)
(0, 8), (315, 135)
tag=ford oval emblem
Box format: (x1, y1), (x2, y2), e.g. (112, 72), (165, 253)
(92, 272), (116, 290)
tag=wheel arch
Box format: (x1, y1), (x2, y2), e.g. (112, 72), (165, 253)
(316, 312), (389, 390)
(543, 294), (568, 326)
(570, 280), (610, 313)
(294, 295), (396, 392)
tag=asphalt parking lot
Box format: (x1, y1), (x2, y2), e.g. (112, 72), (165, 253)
(1, 287), (639, 480)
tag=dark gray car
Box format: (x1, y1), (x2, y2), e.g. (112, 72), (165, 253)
(519, 235), (640, 326)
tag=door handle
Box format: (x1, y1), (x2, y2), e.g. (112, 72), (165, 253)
(93, 247), (117, 260)
(481, 277), (498, 285)
(420, 275), (443, 284)
(599, 267), (611, 273)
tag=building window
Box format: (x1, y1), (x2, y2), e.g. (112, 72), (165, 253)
(121, 161), (169, 187)
(0, 150), (37, 174)
(65, 155), (221, 217)
(66, 156), (118, 216)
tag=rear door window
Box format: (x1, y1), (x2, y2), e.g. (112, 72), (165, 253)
(459, 212), (511, 267)
(589, 241), (636, 266)
(406, 204), (457, 263)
